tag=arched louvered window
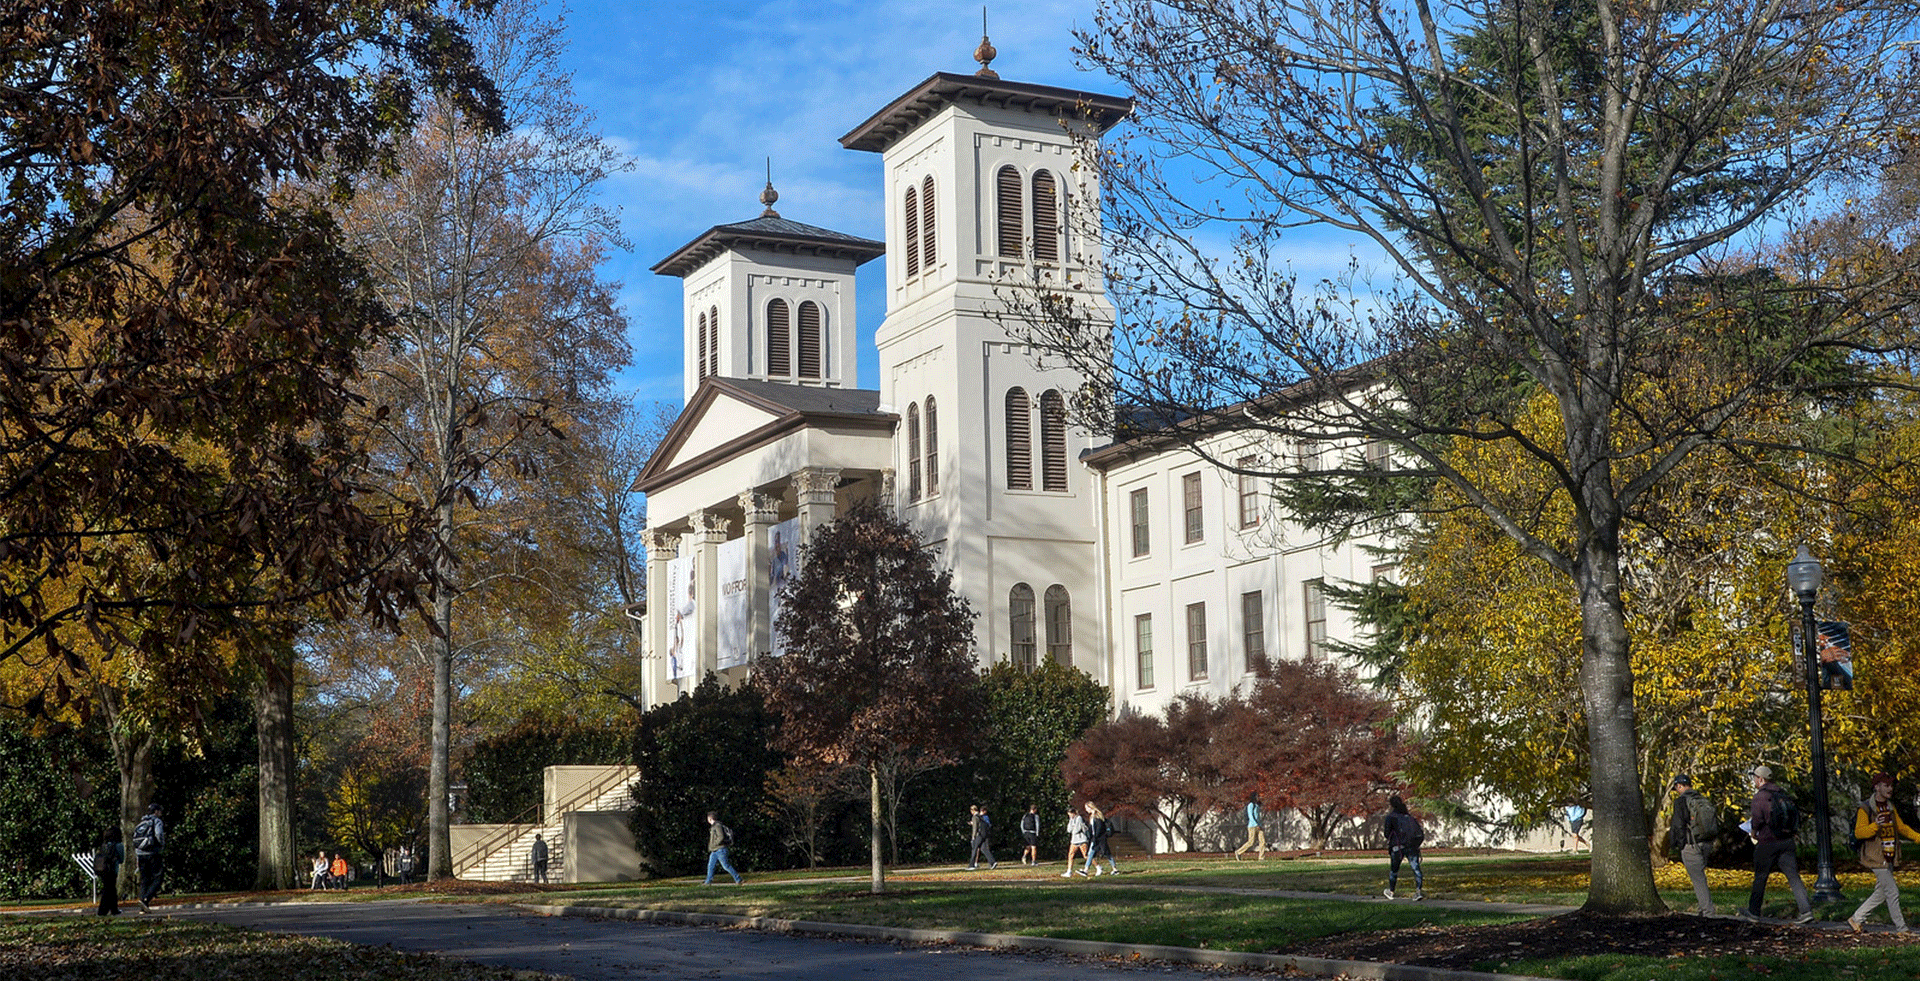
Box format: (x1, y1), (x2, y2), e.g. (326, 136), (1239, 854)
(1040, 389), (1067, 492)
(797, 301), (822, 379)
(766, 299), (790, 376)
(996, 165), (1023, 258)
(1044, 585), (1072, 665)
(904, 186), (921, 278)
(907, 403), (922, 502)
(923, 395), (939, 496)
(1010, 583), (1037, 670)
(1032, 170), (1059, 263)
(708, 305), (720, 377)
(920, 175), (937, 271)
(696, 310), (709, 380)
(1005, 387), (1032, 490)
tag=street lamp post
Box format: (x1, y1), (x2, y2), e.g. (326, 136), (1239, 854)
(1787, 544), (1844, 903)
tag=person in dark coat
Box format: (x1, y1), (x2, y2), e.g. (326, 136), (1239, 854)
(531, 834), (550, 884)
(94, 827), (124, 915)
(1382, 794), (1425, 901)
(1739, 765), (1813, 923)
(133, 803), (165, 912)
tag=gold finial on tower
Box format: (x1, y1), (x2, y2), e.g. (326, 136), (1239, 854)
(974, 7), (998, 79)
(760, 158), (780, 218)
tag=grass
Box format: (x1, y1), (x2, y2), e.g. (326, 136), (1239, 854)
(0, 916), (558, 981)
(1499, 947), (1920, 981)
(523, 877), (1529, 951)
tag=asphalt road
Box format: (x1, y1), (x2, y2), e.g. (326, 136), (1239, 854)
(173, 901), (1277, 980)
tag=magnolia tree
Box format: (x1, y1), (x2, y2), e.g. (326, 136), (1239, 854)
(1011, 0), (1920, 912)
(756, 500), (982, 893)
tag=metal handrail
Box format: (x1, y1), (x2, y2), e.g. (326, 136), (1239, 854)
(452, 765), (636, 875)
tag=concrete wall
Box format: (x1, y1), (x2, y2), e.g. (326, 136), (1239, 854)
(564, 811), (641, 884)
(451, 824), (531, 876)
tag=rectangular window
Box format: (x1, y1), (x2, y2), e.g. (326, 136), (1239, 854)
(1304, 578), (1327, 658)
(1182, 472), (1203, 544)
(1186, 602), (1208, 681)
(1364, 438), (1390, 468)
(1237, 457), (1260, 529)
(1134, 613), (1154, 690)
(1129, 488), (1150, 557)
(1241, 590), (1265, 671)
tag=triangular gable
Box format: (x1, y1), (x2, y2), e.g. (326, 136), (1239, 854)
(640, 381), (785, 482)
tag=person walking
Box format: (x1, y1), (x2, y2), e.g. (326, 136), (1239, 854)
(1063, 807), (1091, 877)
(1234, 793), (1269, 861)
(1020, 804), (1041, 866)
(967, 804), (997, 870)
(704, 811), (742, 885)
(1084, 801), (1118, 876)
(1668, 775), (1719, 915)
(310, 851), (330, 890)
(133, 803), (165, 912)
(530, 833), (550, 884)
(1850, 773), (1920, 933)
(1738, 765), (1814, 923)
(1382, 794), (1425, 901)
(329, 852), (350, 890)
(93, 827), (123, 915)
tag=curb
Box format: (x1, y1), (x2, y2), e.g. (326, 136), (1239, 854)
(521, 903), (1562, 981)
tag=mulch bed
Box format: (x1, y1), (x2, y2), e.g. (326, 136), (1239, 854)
(1288, 911), (1919, 971)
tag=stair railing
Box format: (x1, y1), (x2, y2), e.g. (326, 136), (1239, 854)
(453, 765), (637, 876)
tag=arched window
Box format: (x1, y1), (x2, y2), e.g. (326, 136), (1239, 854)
(923, 395), (939, 496)
(996, 165), (1023, 258)
(696, 310), (709, 380)
(1044, 585), (1072, 665)
(1005, 387), (1032, 490)
(1040, 389), (1067, 492)
(798, 301), (822, 378)
(1032, 170), (1059, 263)
(907, 403), (922, 502)
(920, 175), (937, 271)
(708, 305), (720, 378)
(1010, 583), (1037, 669)
(766, 299), (790, 376)
(904, 185), (921, 278)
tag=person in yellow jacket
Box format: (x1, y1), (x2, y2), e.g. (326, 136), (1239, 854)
(1850, 772), (1920, 933)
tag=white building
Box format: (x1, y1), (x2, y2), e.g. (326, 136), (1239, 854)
(632, 49), (1430, 849)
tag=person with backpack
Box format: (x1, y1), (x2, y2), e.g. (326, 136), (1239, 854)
(1382, 794), (1425, 901)
(1083, 801), (1118, 876)
(704, 811), (742, 885)
(1849, 772), (1920, 933)
(966, 804), (996, 870)
(133, 803), (164, 912)
(94, 826), (123, 915)
(1739, 764), (1814, 923)
(1667, 775), (1718, 915)
(1020, 804), (1041, 866)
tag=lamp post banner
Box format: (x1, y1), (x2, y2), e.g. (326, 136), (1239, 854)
(1794, 620), (1855, 690)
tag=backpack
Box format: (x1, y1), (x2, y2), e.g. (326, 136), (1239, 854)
(1686, 793), (1720, 841)
(1403, 814), (1426, 848)
(721, 824), (736, 847)
(134, 815), (159, 853)
(94, 841), (118, 873)
(1763, 789), (1800, 838)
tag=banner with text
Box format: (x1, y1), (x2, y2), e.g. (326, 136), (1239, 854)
(767, 517), (800, 656)
(717, 537), (750, 670)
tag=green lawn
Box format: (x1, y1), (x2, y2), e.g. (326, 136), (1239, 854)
(0, 916), (558, 981)
(1501, 948), (1920, 981)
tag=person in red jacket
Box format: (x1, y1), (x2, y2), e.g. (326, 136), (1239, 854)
(1738, 765), (1813, 923)
(1850, 773), (1920, 932)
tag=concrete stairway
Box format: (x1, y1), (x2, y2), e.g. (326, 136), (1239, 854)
(454, 765), (636, 882)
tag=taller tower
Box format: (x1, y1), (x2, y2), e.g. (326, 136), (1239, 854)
(652, 182), (884, 401)
(840, 40), (1131, 676)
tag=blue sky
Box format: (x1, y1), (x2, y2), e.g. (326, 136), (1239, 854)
(553, 0), (1116, 406)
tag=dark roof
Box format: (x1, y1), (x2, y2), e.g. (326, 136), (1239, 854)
(711, 377), (885, 417)
(841, 72), (1133, 153)
(1081, 366), (1380, 471)
(652, 215), (885, 279)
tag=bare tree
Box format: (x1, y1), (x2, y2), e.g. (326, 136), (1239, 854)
(756, 500), (983, 893)
(1011, 0), (1920, 911)
(332, 0), (630, 880)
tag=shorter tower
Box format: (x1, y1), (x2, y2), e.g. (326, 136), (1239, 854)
(652, 182), (884, 401)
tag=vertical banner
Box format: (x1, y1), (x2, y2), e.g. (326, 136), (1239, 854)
(717, 537), (750, 670)
(666, 554), (697, 682)
(767, 517), (801, 656)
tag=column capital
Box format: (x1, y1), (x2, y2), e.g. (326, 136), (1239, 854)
(739, 491), (781, 525)
(641, 527), (680, 556)
(691, 509), (731, 541)
(876, 467), (896, 506)
(794, 467), (842, 503)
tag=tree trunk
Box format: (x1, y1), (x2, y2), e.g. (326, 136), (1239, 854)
(427, 555), (455, 880)
(1576, 533), (1665, 913)
(101, 689), (154, 900)
(869, 765), (885, 894)
(253, 641), (297, 890)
